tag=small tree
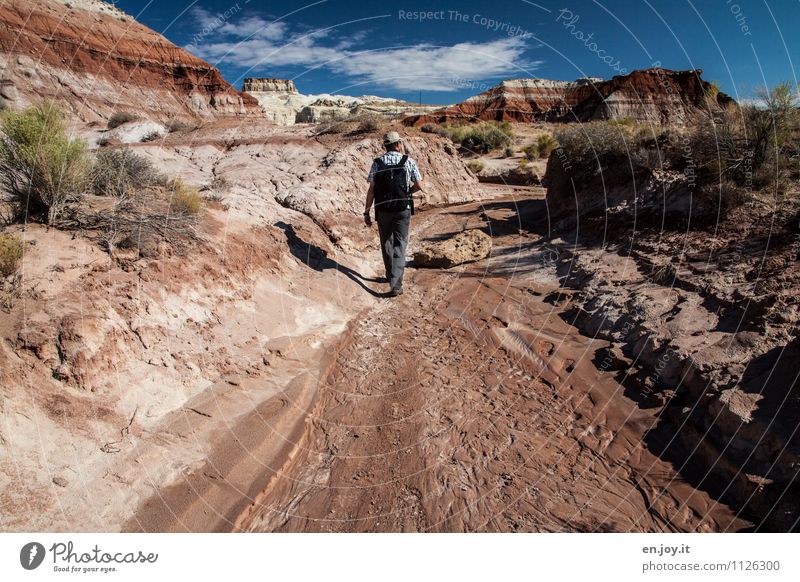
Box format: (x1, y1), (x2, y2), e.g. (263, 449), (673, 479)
(748, 82), (797, 171)
(0, 101), (91, 224)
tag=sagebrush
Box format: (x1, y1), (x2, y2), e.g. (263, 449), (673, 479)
(92, 149), (160, 198)
(107, 112), (140, 129)
(0, 101), (91, 224)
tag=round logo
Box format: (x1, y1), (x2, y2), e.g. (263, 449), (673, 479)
(20, 542), (46, 570)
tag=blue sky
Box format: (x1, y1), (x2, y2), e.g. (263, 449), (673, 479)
(114, 0), (799, 104)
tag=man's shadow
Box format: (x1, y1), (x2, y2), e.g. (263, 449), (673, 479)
(274, 221), (389, 297)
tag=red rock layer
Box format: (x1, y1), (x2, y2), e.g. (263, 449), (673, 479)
(0, 0), (262, 121)
(404, 69), (735, 126)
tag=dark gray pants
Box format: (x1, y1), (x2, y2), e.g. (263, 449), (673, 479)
(376, 208), (411, 290)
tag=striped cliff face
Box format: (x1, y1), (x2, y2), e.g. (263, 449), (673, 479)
(0, 0), (263, 122)
(404, 68), (734, 126)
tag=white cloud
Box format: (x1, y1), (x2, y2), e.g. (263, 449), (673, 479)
(187, 12), (537, 92)
(217, 16), (288, 40)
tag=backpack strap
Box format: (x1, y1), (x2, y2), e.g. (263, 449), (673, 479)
(394, 155), (408, 168)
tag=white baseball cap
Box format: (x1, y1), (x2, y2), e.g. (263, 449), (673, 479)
(383, 131), (402, 144)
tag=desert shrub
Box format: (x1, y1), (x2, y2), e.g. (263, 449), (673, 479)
(312, 112), (385, 136)
(355, 113), (382, 133)
(523, 134), (558, 160)
(140, 131), (162, 143)
(608, 117), (635, 127)
(534, 134), (558, 158)
(170, 179), (201, 215)
(687, 82), (798, 189)
(521, 144), (536, 161)
(0, 101), (91, 224)
(164, 118), (197, 133)
(0, 232), (23, 276)
(209, 174), (231, 191)
(503, 146), (514, 158)
(553, 121), (639, 186)
(466, 160), (485, 174)
(705, 80), (721, 100)
(458, 121), (514, 153)
(92, 149), (159, 198)
(518, 159), (529, 168)
(312, 121), (346, 136)
(420, 123), (449, 137)
(433, 121), (514, 153)
(107, 112), (140, 129)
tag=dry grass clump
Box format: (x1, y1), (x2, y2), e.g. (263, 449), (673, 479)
(170, 178), (202, 215)
(0, 232), (24, 276)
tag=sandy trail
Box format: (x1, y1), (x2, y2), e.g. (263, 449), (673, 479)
(231, 190), (751, 533)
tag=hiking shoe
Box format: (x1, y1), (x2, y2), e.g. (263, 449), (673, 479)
(387, 287), (404, 297)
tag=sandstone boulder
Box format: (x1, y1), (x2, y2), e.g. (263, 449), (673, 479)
(414, 229), (492, 268)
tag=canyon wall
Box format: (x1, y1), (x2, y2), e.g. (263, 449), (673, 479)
(0, 0), (262, 122)
(405, 69), (734, 126)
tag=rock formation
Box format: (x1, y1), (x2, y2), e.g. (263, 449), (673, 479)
(242, 78), (298, 93)
(404, 69), (734, 126)
(0, 0), (262, 121)
(244, 79), (441, 125)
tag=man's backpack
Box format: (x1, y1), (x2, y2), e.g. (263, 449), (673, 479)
(373, 155), (411, 213)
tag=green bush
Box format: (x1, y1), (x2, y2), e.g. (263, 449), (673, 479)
(170, 178), (201, 215)
(457, 121), (514, 153)
(535, 134), (558, 158)
(466, 160), (485, 174)
(107, 112), (140, 129)
(0, 101), (91, 224)
(0, 232), (24, 276)
(522, 134), (559, 160)
(432, 121), (514, 153)
(92, 149), (159, 198)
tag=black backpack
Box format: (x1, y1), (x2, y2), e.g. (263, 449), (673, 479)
(373, 155), (411, 213)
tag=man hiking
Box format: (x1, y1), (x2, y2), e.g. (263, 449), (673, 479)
(364, 131), (423, 297)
